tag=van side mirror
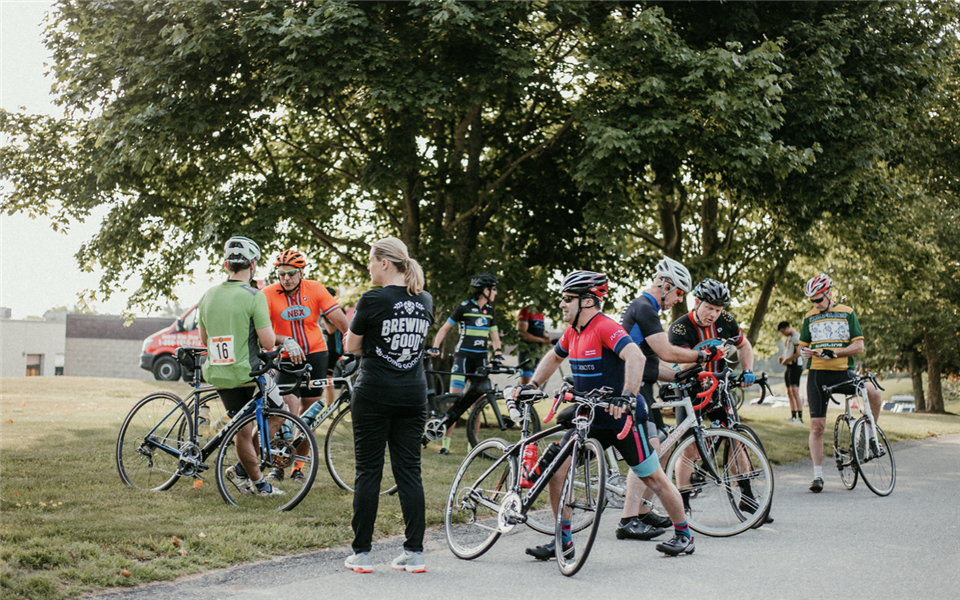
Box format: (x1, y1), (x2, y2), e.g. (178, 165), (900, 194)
(176, 318), (185, 332)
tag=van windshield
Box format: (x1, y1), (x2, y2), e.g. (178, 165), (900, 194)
(182, 307), (198, 331)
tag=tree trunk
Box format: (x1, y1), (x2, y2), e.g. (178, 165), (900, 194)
(657, 194), (686, 322)
(924, 331), (945, 413)
(907, 348), (926, 412)
(746, 253), (792, 347)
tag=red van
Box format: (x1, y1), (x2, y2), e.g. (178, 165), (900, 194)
(140, 305), (202, 380)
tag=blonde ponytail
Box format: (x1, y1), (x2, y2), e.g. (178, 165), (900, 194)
(371, 237), (425, 295)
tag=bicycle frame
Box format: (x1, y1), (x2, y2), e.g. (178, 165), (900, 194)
(650, 372), (723, 482)
(826, 374), (883, 447)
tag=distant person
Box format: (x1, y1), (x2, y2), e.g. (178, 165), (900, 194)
(426, 273), (503, 455)
(197, 236), (282, 496)
(516, 305), (552, 385)
(320, 290), (348, 407)
(799, 274), (880, 494)
(262, 250), (348, 482)
(778, 320), (804, 423)
(343, 237), (433, 574)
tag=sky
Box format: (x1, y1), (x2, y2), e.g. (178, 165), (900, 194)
(0, 0), (213, 320)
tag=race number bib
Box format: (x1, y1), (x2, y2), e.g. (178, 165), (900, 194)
(209, 336), (236, 365)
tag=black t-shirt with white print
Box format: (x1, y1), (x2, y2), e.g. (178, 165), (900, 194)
(350, 285), (435, 405)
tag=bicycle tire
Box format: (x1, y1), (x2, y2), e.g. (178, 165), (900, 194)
(116, 392), (192, 491)
(852, 419), (895, 496)
(666, 428), (773, 537)
(734, 387), (745, 411)
(214, 408), (318, 511)
(833, 415), (858, 490)
(556, 437), (606, 577)
(324, 407), (399, 495)
(466, 396), (541, 459)
(445, 438), (515, 560)
(730, 423), (773, 528)
(523, 430), (600, 536)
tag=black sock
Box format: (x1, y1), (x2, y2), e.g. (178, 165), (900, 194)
(620, 516), (633, 526)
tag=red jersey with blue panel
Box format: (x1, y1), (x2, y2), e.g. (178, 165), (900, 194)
(554, 313), (632, 429)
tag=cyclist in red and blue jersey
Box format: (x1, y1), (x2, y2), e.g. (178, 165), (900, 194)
(515, 270), (694, 559)
(427, 273), (503, 454)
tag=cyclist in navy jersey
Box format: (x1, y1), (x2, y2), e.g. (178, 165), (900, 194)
(616, 257), (728, 540)
(514, 270), (695, 559)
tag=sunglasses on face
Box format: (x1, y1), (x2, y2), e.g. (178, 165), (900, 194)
(810, 296), (826, 304)
(560, 295), (579, 304)
(278, 269), (301, 278)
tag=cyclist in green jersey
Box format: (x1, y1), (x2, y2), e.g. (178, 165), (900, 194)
(197, 236), (284, 497)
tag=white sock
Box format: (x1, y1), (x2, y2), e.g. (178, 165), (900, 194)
(813, 465), (823, 479)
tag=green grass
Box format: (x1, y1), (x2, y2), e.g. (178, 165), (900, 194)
(2, 375), (959, 599)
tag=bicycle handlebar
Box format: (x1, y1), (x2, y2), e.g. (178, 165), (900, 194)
(541, 387), (637, 440)
(821, 371), (885, 396)
(250, 349), (313, 395)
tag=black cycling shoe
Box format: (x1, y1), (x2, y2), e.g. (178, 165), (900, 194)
(615, 518), (665, 540)
(639, 510), (673, 530)
(655, 534), (695, 556)
(810, 477), (824, 493)
(525, 540), (574, 561)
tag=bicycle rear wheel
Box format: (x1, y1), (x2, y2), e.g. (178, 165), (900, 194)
(324, 407), (398, 494)
(117, 392), (192, 491)
(466, 396), (541, 459)
(555, 437), (605, 577)
(666, 429), (772, 537)
(833, 415), (858, 490)
(852, 419), (895, 496)
(215, 408), (318, 511)
(445, 438), (515, 560)
(523, 430), (599, 536)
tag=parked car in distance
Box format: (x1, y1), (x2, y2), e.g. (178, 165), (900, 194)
(882, 395), (916, 413)
(140, 305), (201, 381)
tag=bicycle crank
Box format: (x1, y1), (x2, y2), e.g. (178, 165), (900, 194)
(177, 443), (203, 477)
(497, 491), (525, 533)
(423, 418), (447, 443)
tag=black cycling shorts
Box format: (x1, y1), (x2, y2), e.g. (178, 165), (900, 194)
(807, 369), (858, 419)
(784, 364), (803, 388)
(451, 353), (488, 391)
(278, 351), (328, 399)
(640, 381), (664, 436)
(217, 386), (256, 416)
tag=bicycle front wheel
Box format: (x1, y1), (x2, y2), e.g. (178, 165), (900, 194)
(852, 419), (895, 496)
(833, 415), (858, 490)
(524, 431), (566, 535)
(466, 396), (541, 459)
(445, 438), (515, 560)
(324, 407), (398, 495)
(215, 408), (318, 511)
(666, 429), (773, 537)
(556, 437), (606, 577)
(117, 392), (192, 491)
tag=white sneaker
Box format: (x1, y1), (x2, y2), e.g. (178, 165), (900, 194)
(345, 552), (373, 573)
(391, 549), (426, 573)
(225, 464), (254, 494)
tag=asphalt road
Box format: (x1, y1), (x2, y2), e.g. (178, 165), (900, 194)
(90, 434), (960, 600)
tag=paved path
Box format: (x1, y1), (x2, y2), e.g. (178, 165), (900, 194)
(91, 434), (960, 600)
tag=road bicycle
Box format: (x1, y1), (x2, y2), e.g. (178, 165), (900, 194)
(445, 385), (629, 576)
(116, 347), (319, 511)
(306, 354), (399, 496)
(423, 360), (542, 457)
(649, 365), (774, 536)
(824, 372), (895, 496)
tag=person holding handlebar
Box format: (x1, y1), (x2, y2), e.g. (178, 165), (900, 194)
(514, 270), (694, 559)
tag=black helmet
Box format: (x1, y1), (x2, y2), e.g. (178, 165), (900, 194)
(693, 278), (730, 307)
(470, 273), (498, 289)
(561, 270), (609, 298)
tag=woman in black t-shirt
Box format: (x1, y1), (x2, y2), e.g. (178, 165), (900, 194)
(342, 237), (434, 574)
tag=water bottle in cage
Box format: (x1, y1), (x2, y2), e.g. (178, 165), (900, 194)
(520, 443), (539, 489)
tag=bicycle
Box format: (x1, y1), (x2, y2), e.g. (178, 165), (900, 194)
(423, 360), (542, 457)
(445, 385), (629, 576)
(824, 372), (895, 496)
(116, 347), (319, 511)
(304, 354), (399, 496)
(650, 365), (774, 536)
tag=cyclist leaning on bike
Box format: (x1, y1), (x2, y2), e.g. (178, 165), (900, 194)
(263, 249), (349, 482)
(667, 278), (768, 521)
(515, 270), (695, 559)
(196, 236), (284, 497)
(617, 257), (729, 540)
(426, 273), (504, 455)
(799, 274), (881, 494)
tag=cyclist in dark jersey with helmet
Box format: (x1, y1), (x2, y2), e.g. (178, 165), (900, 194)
(514, 270), (695, 559)
(668, 278), (767, 521)
(426, 273), (503, 455)
(617, 256), (728, 540)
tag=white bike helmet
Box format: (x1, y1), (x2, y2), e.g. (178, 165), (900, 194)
(804, 274), (832, 298)
(654, 256), (692, 293)
(224, 236), (261, 264)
